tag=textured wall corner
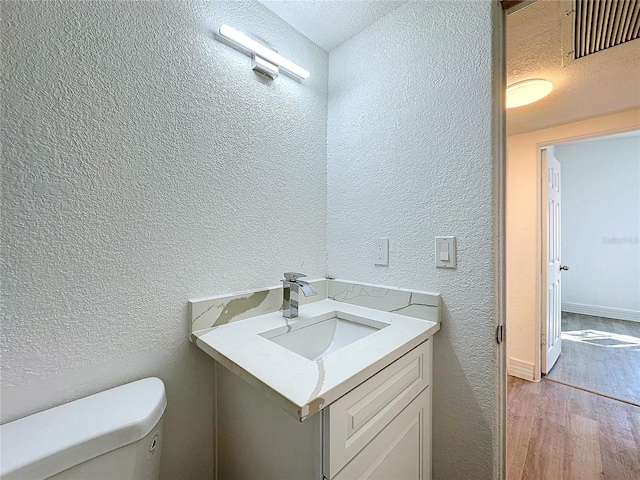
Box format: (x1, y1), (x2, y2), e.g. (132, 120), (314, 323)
(326, 2), (499, 478)
(1, 1), (327, 478)
(2, 0), (503, 477)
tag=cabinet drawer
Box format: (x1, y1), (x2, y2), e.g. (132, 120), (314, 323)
(324, 340), (432, 478)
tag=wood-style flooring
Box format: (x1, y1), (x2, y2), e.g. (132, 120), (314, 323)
(507, 376), (640, 480)
(546, 313), (640, 405)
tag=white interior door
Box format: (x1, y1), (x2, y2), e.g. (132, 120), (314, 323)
(541, 147), (562, 375)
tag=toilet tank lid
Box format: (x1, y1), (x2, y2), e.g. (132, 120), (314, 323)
(0, 377), (166, 480)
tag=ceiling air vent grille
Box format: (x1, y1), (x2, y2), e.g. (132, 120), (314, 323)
(574, 0), (640, 59)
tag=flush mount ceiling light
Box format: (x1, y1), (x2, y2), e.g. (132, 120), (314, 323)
(218, 24), (310, 80)
(506, 79), (553, 108)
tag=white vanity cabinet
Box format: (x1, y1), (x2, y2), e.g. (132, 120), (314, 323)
(215, 339), (433, 480)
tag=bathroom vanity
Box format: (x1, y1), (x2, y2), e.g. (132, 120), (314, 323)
(190, 279), (439, 479)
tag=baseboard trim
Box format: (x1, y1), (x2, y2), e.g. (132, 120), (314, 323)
(508, 358), (536, 381)
(561, 303), (640, 323)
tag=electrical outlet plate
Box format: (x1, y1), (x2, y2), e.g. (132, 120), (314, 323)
(374, 239), (389, 266)
(435, 236), (456, 268)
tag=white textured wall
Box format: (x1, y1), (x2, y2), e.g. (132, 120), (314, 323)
(1, 1), (327, 478)
(556, 135), (640, 318)
(327, 2), (501, 478)
(506, 109), (640, 380)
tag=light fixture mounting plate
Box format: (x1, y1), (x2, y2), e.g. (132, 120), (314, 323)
(251, 54), (278, 79)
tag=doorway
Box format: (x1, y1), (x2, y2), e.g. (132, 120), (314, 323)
(505, 114), (640, 480)
(539, 130), (640, 406)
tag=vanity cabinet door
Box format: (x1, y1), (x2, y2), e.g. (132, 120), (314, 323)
(333, 387), (431, 480)
(323, 340), (432, 479)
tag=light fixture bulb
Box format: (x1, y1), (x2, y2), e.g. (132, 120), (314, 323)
(506, 79), (553, 108)
(219, 24), (310, 80)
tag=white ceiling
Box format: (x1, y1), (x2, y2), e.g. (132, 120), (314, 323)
(257, 0), (407, 51)
(507, 0), (640, 135)
(258, 0), (640, 135)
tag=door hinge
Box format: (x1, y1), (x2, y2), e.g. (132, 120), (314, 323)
(496, 325), (504, 344)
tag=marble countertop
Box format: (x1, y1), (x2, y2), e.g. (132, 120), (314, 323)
(193, 299), (439, 421)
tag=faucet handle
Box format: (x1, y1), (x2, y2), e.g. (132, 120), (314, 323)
(283, 272), (307, 282)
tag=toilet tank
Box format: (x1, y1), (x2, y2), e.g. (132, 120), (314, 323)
(0, 377), (166, 480)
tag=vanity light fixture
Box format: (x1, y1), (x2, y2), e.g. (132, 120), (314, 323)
(506, 79), (553, 108)
(218, 24), (310, 80)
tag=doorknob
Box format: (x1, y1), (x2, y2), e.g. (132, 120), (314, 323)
(560, 265), (569, 271)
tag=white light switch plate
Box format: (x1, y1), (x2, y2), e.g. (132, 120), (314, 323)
(374, 239), (389, 266)
(435, 236), (456, 268)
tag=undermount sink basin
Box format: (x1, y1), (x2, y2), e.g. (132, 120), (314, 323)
(259, 312), (389, 361)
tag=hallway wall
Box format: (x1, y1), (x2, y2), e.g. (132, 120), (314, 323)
(556, 134), (640, 322)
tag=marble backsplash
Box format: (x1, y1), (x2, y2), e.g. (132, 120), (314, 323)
(189, 279), (327, 334)
(328, 279), (440, 321)
(190, 279), (440, 336)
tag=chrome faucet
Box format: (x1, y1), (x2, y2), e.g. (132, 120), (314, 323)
(281, 272), (318, 318)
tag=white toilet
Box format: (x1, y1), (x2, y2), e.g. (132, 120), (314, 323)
(0, 377), (166, 480)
